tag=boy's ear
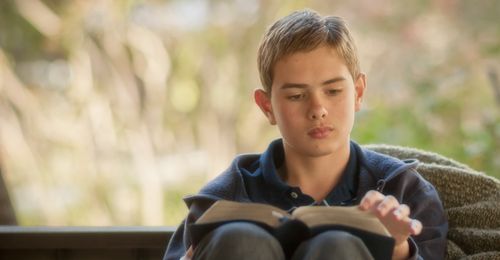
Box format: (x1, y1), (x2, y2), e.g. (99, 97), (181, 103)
(354, 73), (367, 112)
(254, 89), (277, 125)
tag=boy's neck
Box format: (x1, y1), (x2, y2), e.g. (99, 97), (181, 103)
(281, 141), (351, 202)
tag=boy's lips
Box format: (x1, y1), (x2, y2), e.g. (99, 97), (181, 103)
(307, 126), (333, 139)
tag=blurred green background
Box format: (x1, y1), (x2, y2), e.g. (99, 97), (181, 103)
(0, 0), (498, 226)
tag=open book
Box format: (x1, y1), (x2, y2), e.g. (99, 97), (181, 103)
(189, 200), (395, 260)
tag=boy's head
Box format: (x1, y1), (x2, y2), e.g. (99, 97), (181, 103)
(257, 9), (360, 93)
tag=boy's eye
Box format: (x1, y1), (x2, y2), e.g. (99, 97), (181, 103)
(326, 89), (341, 95)
(287, 93), (305, 101)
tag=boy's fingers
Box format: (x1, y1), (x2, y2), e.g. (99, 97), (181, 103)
(359, 190), (385, 210)
(410, 219), (423, 235)
(393, 204), (410, 220)
(375, 195), (399, 217)
(360, 191), (422, 242)
(395, 216), (421, 237)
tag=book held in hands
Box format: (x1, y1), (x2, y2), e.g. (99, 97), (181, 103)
(189, 200), (395, 260)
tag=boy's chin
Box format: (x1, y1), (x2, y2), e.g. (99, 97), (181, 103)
(295, 142), (347, 158)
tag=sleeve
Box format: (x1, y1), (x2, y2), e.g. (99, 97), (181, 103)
(163, 198), (217, 260)
(163, 220), (189, 260)
(407, 237), (423, 260)
(405, 172), (448, 260)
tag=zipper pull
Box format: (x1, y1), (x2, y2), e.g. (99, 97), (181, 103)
(376, 179), (386, 192)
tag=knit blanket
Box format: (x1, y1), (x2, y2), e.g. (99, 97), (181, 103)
(365, 144), (500, 260)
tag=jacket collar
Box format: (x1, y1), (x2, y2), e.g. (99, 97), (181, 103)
(259, 139), (360, 206)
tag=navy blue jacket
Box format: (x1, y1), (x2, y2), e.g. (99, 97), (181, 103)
(163, 140), (448, 260)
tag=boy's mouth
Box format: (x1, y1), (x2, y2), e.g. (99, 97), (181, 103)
(307, 126), (333, 139)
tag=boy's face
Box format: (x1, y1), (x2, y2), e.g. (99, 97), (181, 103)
(255, 45), (366, 158)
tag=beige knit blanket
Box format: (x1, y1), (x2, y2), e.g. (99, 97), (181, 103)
(365, 144), (500, 260)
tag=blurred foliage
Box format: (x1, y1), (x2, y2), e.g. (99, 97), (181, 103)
(0, 0), (498, 226)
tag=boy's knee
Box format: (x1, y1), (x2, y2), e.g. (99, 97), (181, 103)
(319, 230), (363, 244)
(194, 222), (285, 260)
(211, 222), (271, 245)
(317, 230), (364, 247)
(292, 231), (373, 260)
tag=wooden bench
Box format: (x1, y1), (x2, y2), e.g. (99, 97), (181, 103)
(0, 226), (175, 259)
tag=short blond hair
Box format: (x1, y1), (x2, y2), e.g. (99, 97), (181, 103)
(257, 10), (360, 93)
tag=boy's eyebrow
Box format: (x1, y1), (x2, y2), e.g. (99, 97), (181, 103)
(279, 77), (346, 89)
(322, 77), (346, 85)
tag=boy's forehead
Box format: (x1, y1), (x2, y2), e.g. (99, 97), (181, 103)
(271, 46), (347, 76)
(276, 45), (340, 63)
(272, 46), (347, 74)
(269, 45), (354, 91)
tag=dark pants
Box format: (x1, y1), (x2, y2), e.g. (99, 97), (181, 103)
(193, 222), (374, 260)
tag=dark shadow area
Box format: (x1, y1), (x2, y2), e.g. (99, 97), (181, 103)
(0, 226), (174, 260)
(0, 166), (17, 225)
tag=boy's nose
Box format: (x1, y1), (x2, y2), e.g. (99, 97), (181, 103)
(308, 99), (328, 120)
(309, 108), (327, 120)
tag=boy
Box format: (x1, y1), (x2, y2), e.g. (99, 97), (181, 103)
(164, 9), (447, 260)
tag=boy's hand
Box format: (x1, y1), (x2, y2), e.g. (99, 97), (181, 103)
(358, 190), (422, 260)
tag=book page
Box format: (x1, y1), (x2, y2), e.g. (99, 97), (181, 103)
(292, 206), (390, 236)
(196, 200), (290, 227)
